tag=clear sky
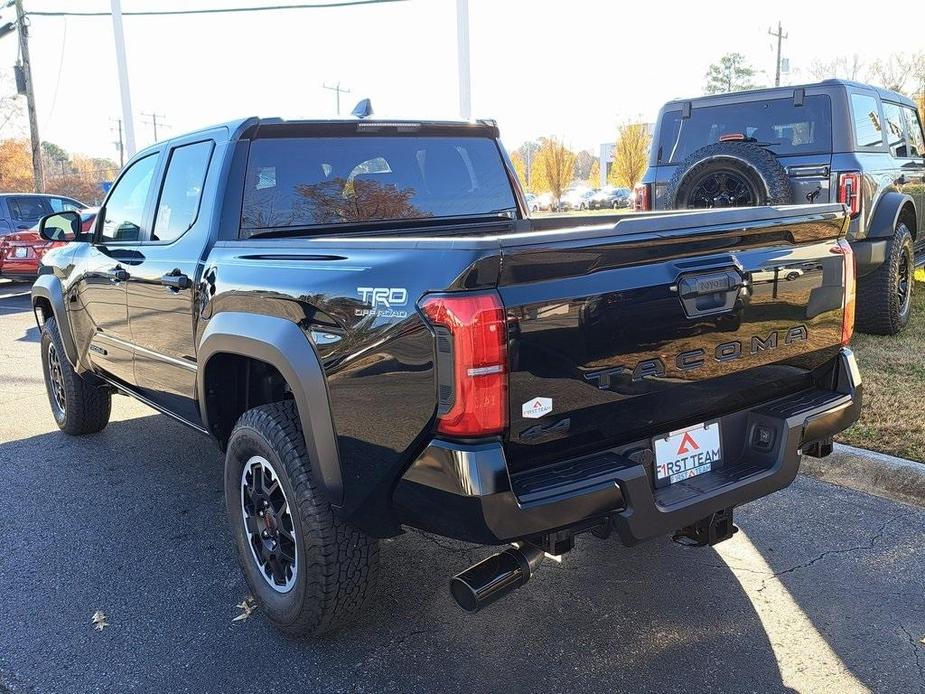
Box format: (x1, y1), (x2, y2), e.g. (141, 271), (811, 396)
(0, 0), (921, 162)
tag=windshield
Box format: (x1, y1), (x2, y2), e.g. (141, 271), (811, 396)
(241, 136), (517, 231)
(657, 95), (832, 163)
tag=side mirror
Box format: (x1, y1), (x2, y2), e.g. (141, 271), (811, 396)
(38, 210), (83, 243)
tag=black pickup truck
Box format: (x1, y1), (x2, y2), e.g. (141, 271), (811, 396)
(32, 117), (861, 635)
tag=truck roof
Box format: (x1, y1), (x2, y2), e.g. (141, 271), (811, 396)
(137, 116), (501, 154)
(662, 79), (916, 110)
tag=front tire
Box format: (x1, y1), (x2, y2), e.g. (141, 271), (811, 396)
(856, 222), (914, 335)
(40, 317), (111, 435)
(225, 401), (379, 636)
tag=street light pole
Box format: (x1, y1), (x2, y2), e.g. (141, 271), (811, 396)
(456, 0), (471, 120)
(110, 0), (136, 157)
(14, 0), (44, 192)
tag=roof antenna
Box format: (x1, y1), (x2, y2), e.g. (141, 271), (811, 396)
(351, 98), (373, 119)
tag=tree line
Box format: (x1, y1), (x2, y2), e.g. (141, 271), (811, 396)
(0, 138), (118, 204)
(510, 121), (652, 201)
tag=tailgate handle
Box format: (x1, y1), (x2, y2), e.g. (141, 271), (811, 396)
(676, 270), (744, 317)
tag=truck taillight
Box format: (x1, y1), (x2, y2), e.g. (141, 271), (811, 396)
(633, 183), (651, 211)
(420, 292), (508, 437)
(837, 172), (861, 218)
(832, 240), (856, 345)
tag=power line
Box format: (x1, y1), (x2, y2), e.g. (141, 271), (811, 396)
(141, 112), (168, 142)
(26, 0), (407, 18)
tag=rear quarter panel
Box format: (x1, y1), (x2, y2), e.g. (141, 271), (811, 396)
(200, 238), (501, 527)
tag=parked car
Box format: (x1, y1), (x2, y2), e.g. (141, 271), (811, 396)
(637, 79), (925, 335)
(560, 187), (595, 211)
(32, 116), (859, 637)
(0, 208), (97, 281)
(529, 191), (555, 211)
(0, 193), (86, 236)
(590, 186), (631, 209)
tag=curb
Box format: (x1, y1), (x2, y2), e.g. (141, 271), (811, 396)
(801, 443), (925, 508)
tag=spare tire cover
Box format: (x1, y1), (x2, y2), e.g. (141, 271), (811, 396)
(666, 142), (792, 209)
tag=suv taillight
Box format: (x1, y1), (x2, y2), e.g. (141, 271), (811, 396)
(837, 172), (861, 218)
(633, 183), (651, 211)
(831, 240), (856, 345)
(420, 292), (508, 437)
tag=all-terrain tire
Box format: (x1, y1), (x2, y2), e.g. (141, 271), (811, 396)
(666, 142), (792, 209)
(40, 317), (111, 435)
(855, 222), (914, 335)
(224, 401), (379, 636)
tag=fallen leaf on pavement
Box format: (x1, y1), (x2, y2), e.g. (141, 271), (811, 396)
(233, 596), (256, 622)
(91, 610), (109, 631)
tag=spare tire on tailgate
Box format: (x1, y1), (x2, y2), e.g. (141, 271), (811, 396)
(666, 142), (792, 209)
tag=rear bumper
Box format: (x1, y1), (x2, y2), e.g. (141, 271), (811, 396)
(850, 238), (888, 278)
(394, 348), (862, 546)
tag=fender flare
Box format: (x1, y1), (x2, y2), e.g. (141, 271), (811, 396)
(866, 191), (916, 239)
(197, 312), (343, 505)
(31, 274), (80, 368)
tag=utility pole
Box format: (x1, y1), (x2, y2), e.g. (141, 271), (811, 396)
(111, 0), (136, 157)
(141, 112), (166, 143)
(768, 20), (788, 87)
(456, 0), (471, 120)
(322, 82), (351, 115)
(111, 118), (124, 168)
(14, 0), (43, 192)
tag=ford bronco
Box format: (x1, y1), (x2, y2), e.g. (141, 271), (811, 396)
(637, 79), (924, 335)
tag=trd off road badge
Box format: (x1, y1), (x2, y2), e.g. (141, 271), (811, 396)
(355, 287), (409, 318)
(522, 397), (553, 419)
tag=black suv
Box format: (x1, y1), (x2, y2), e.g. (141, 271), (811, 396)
(636, 80), (925, 335)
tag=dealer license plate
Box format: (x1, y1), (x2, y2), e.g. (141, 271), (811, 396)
(13, 247), (27, 258)
(653, 421), (721, 486)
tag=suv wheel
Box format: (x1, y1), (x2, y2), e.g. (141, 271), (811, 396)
(856, 222), (914, 335)
(225, 401), (379, 636)
(40, 317), (111, 435)
(666, 142), (792, 209)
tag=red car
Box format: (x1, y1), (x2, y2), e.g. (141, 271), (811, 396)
(0, 208), (98, 281)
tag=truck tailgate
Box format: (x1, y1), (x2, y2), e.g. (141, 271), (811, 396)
(498, 205), (849, 473)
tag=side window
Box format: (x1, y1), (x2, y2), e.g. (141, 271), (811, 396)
(882, 102), (909, 158)
(49, 197), (83, 212)
(850, 94), (884, 149)
(99, 154), (158, 243)
(902, 107), (925, 157)
(151, 141), (213, 243)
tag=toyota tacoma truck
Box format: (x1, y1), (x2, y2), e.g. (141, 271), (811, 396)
(32, 116), (861, 635)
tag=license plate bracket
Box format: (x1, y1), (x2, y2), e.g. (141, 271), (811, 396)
(652, 421), (722, 488)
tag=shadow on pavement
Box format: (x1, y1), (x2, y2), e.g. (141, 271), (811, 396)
(0, 280), (32, 316)
(5, 409), (918, 692)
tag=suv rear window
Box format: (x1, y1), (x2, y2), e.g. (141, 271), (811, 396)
(240, 136), (516, 231)
(657, 95), (832, 164)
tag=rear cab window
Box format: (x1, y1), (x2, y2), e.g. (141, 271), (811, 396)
(656, 95), (832, 164)
(240, 135), (517, 235)
(151, 140), (213, 243)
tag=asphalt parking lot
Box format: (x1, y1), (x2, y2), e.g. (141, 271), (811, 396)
(1, 278), (924, 694)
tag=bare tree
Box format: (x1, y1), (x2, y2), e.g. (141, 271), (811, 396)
(0, 70), (25, 138)
(807, 55), (865, 81)
(867, 52), (925, 93)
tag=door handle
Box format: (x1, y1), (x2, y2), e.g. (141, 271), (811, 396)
(160, 271), (191, 290)
(109, 267), (129, 282)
